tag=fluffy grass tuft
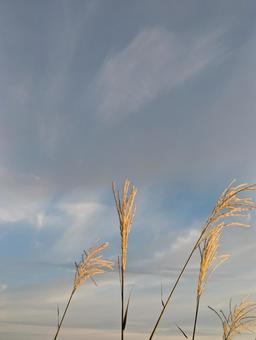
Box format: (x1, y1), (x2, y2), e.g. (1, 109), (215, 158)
(74, 242), (114, 289)
(197, 225), (229, 297)
(112, 179), (137, 272)
(209, 298), (256, 340)
(53, 242), (113, 340)
(149, 181), (256, 340)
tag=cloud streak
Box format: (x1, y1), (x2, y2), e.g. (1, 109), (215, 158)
(94, 27), (228, 121)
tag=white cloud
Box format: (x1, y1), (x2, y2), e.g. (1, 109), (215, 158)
(59, 201), (105, 222)
(153, 220), (202, 263)
(171, 228), (200, 252)
(52, 199), (116, 258)
(94, 27), (228, 121)
(0, 167), (49, 227)
(0, 204), (41, 225)
(0, 283), (7, 292)
(36, 213), (45, 229)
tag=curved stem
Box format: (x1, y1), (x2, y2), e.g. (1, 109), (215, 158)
(53, 287), (76, 340)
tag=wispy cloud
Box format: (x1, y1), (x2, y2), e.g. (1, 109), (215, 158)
(171, 228), (200, 252)
(0, 167), (49, 227)
(51, 198), (116, 258)
(94, 27), (228, 122)
(0, 283), (7, 293)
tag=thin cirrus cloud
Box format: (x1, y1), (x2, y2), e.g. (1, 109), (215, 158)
(93, 27), (228, 122)
(52, 200), (111, 257)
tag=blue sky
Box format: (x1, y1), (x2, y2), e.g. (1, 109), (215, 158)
(0, 1), (256, 339)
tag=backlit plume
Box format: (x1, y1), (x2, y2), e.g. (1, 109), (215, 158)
(74, 242), (114, 289)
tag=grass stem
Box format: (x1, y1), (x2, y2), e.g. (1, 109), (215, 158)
(148, 241), (200, 340)
(121, 267), (124, 340)
(53, 287), (76, 340)
(192, 296), (201, 340)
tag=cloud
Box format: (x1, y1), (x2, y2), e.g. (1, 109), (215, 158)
(51, 197), (117, 258)
(0, 283), (7, 293)
(94, 27), (228, 121)
(0, 167), (50, 227)
(59, 201), (105, 222)
(171, 228), (200, 252)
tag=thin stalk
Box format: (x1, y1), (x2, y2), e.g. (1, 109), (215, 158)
(148, 241), (200, 340)
(148, 220), (211, 340)
(53, 287), (76, 340)
(192, 296), (201, 340)
(121, 267), (124, 340)
(148, 182), (256, 340)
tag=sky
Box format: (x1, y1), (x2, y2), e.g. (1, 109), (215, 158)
(0, 0), (256, 339)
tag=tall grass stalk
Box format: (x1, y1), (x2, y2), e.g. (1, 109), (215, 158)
(112, 179), (137, 340)
(148, 182), (256, 340)
(191, 225), (229, 340)
(53, 242), (113, 340)
(54, 288), (76, 340)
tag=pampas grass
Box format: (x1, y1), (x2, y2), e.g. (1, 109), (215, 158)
(49, 179), (256, 340)
(197, 226), (229, 298)
(192, 225), (230, 340)
(112, 179), (137, 272)
(74, 242), (114, 289)
(209, 298), (256, 339)
(189, 182), (256, 339)
(148, 181), (256, 340)
(112, 179), (137, 340)
(53, 242), (113, 340)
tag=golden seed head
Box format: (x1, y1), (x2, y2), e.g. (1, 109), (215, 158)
(195, 182), (256, 297)
(112, 179), (137, 272)
(220, 298), (256, 340)
(199, 182), (256, 244)
(74, 242), (114, 289)
(197, 224), (229, 297)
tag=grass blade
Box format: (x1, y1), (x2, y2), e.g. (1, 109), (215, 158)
(122, 291), (132, 331)
(175, 323), (188, 339)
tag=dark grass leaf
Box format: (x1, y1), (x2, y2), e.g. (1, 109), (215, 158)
(57, 304), (60, 328)
(122, 291), (132, 330)
(118, 256), (121, 286)
(208, 306), (225, 326)
(175, 323), (188, 339)
(160, 282), (165, 307)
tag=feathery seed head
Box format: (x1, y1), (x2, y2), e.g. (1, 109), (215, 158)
(199, 182), (256, 245)
(196, 182), (256, 296)
(74, 242), (114, 289)
(224, 299), (256, 339)
(210, 298), (256, 340)
(197, 225), (229, 297)
(112, 179), (137, 271)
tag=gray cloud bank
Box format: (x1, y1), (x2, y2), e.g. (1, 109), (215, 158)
(0, 0), (255, 194)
